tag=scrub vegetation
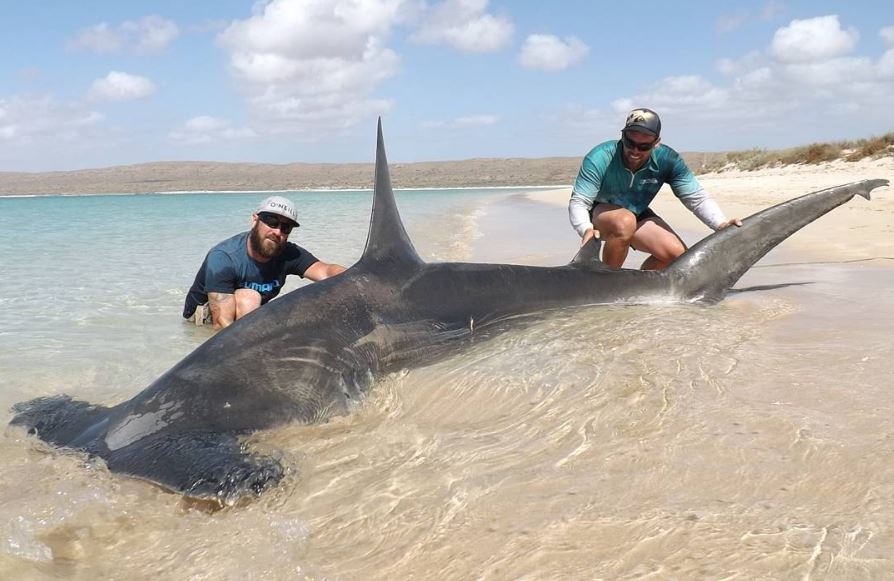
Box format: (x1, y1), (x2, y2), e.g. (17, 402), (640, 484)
(699, 132), (894, 173)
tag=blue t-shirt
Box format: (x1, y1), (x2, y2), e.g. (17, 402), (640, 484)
(572, 140), (702, 215)
(182, 231), (319, 318)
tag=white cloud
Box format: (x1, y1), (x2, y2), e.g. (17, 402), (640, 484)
(0, 94), (103, 143)
(70, 23), (124, 54)
(455, 114), (498, 126)
(771, 15), (859, 64)
(412, 0), (513, 53)
(87, 71), (157, 102)
(70, 16), (179, 55)
(624, 75), (730, 113)
(879, 27), (894, 78)
(518, 34), (588, 72)
(761, 1), (784, 20)
(122, 15), (180, 54)
(169, 116), (257, 145)
(216, 0), (513, 136)
(735, 66), (774, 90)
(715, 3), (783, 33)
(218, 0), (407, 133)
(717, 51), (763, 75)
(881, 26), (894, 46)
(598, 15), (894, 150)
(877, 50), (894, 78)
(717, 11), (749, 33)
(783, 56), (875, 87)
(422, 114), (498, 129)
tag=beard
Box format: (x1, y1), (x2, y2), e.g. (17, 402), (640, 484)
(249, 223), (285, 259)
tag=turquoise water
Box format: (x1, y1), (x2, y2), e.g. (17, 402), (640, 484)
(0, 188), (522, 408)
(3, 188), (894, 578)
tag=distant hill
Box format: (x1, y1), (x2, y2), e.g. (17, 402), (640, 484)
(1, 132), (890, 196)
(0, 158), (571, 196)
(0, 152), (730, 196)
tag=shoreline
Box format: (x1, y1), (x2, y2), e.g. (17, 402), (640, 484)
(522, 157), (894, 265)
(0, 156), (585, 196)
(0, 184), (568, 200)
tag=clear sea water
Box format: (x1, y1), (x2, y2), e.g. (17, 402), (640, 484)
(2, 188), (894, 579)
(0, 188), (511, 408)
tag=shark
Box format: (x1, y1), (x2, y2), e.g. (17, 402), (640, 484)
(9, 120), (888, 505)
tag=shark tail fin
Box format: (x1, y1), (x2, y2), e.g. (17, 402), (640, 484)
(667, 179), (888, 303)
(358, 118), (423, 269)
(106, 431), (284, 507)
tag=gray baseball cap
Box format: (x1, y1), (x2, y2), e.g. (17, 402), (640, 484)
(256, 196), (299, 226)
(623, 108), (661, 137)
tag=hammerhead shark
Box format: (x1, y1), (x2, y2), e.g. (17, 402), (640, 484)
(10, 120), (888, 505)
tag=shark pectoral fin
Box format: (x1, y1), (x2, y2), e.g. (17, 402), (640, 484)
(10, 395), (110, 448)
(571, 238), (615, 271)
(105, 431), (284, 506)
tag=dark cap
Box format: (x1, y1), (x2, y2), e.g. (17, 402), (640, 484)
(623, 108), (661, 137)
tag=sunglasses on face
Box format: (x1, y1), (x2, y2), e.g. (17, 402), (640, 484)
(621, 132), (658, 152)
(257, 213), (295, 234)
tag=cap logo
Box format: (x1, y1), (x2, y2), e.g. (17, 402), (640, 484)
(257, 195), (299, 224)
(627, 110), (652, 124)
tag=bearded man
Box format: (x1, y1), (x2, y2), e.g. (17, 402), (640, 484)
(183, 196), (346, 329)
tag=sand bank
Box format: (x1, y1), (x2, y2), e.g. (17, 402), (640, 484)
(525, 156), (894, 264)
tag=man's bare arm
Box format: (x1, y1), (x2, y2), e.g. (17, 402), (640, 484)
(303, 261), (347, 282)
(208, 292), (236, 329)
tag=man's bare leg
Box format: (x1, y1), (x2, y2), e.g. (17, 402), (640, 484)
(234, 288), (262, 320)
(592, 205), (638, 268)
(630, 218), (687, 270)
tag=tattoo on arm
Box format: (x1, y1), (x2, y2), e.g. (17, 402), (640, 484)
(208, 292), (236, 329)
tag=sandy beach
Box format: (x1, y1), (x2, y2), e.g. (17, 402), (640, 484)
(526, 156), (894, 264)
(3, 157), (894, 579)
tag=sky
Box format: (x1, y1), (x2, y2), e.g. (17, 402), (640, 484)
(2, 0), (894, 171)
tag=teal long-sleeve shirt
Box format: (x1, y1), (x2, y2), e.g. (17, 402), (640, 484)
(568, 140), (705, 236)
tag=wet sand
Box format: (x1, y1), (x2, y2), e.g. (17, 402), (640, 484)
(2, 162), (894, 579)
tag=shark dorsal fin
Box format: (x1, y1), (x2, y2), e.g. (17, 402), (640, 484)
(358, 118), (423, 268)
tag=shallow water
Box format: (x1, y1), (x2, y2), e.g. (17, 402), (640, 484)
(1, 191), (893, 579)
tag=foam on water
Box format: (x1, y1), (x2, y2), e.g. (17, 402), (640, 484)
(2, 189), (893, 579)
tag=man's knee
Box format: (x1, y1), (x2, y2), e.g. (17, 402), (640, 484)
(234, 288), (263, 318)
(595, 210), (638, 240)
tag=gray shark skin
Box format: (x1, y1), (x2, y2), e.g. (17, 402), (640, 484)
(9, 120), (888, 505)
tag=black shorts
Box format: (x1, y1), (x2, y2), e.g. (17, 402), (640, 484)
(591, 203), (659, 223)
